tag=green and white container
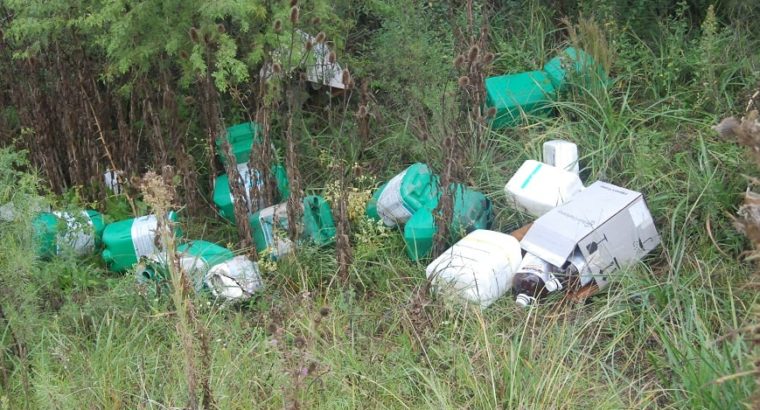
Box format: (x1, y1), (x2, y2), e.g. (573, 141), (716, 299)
(404, 185), (492, 261)
(373, 163), (440, 227)
(32, 210), (106, 257)
(137, 240), (263, 301)
(504, 160), (584, 217)
(101, 212), (180, 273)
(250, 195), (336, 259)
(215, 121), (263, 165)
(213, 162), (290, 222)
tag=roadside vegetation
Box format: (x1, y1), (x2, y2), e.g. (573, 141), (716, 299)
(0, 0), (759, 408)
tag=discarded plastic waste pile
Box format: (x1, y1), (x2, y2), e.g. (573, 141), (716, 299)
(485, 47), (609, 129)
(23, 113), (658, 309)
(423, 140), (661, 307)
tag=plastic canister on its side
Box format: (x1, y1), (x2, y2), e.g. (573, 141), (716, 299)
(426, 230), (523, 308)
(101, 212), (180, 273)
(375, 163), (440, 227)
(504, 160), (584, 217)
(542, 140), (579, 174)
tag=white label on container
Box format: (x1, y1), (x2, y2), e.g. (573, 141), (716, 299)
(131, 215), (160, 259)
(376, 170), (414, 226)
(258, 204), (295, 258)
(53, 211), (95, 255)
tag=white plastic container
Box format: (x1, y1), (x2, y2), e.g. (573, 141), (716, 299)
(104, 169), (125, 194)
(504, 160), (584, 217)
(425, 230), (523, 308)
(543, 140), (579, 174)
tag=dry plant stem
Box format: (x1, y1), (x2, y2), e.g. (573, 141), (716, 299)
(285, 105), (304, 243)
(141, 170), (214, 410)
(221, 137), (255, 254)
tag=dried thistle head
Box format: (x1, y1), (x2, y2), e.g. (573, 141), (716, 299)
(179, 50), (189, 60)
(273, 63), (282, 74)
(203, 31), (212, 44)
(217, 24), (226, 34)
(319, 306), (331, 317)
(328, 51), (336, 64)
(341, 68), (351, 86)
(315, 32), (326, 44)
(189, 27), (200, 43)
(290, 0), (298, 6)
(482, 52), (495, 65)
(273, 19), (282, 33)
(457, 76), (470, 88)
(454, 55), (465, 69)
(140, 170), (175, 214)
(467, 45), (480, 63)
(311, 17), (321, 25)
(290, 6), (300, 25)
(305, 39), (313, 52)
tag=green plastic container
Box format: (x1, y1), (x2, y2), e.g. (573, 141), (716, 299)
(138, 240), (235, 291)
(33, 210), (106, 257)
(373, 163), (440, 226)
(485, 70), (557, 129)
(365, 181), (388, 221)
(542, 47), (609, 92)
(250, 195), (336, 259)
(215, 121), (263, 165)
(101, 212), (180, 273)
(213, 163), (290, 222)
(403, 185), (492, 261)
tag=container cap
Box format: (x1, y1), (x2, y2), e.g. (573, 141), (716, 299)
(516, 293), (536, 307)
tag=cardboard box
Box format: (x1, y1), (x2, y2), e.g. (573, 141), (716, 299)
(520, 181), (660, 287)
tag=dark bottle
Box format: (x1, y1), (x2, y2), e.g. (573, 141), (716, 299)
(513, 252), (564, 307)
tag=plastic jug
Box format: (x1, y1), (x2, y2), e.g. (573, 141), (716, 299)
(375, 163), (440, 227)
(504, 160), (584, 217)
(250, 195), (336, 259)
(101, 212), (180, 272)
(137, 240), (263, 301)
(137, 240), (235, 289)
(33, 210), (106, 257)
(542, 140), (579, 174)
(542, 47), (609, 92)
(215, 121), (263, 165)
(426, 230), (523, 308)
(404, 184), (492, 261)
(213, 163), (290, 222)
(485, 70), (557, 129)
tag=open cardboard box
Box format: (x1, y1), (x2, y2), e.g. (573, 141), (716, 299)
(515, 181), (660, 301)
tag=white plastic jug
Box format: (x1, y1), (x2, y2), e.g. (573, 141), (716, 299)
(543, 140), (579, 174)
(204, 256), (264, 301)
(426, 230), (523, 308)
(504, 160), (584, 217)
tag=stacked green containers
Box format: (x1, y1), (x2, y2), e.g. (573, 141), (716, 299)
(101, 212), (180, 272)
(32, 210), (106, 257)
(250, 195), (336, 259)
(403, 184), (493, 261)
(213, 121), (290, 222)
(485, 47), (608, 129)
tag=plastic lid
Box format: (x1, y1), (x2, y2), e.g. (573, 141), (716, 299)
(516, 293), (536, 307)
